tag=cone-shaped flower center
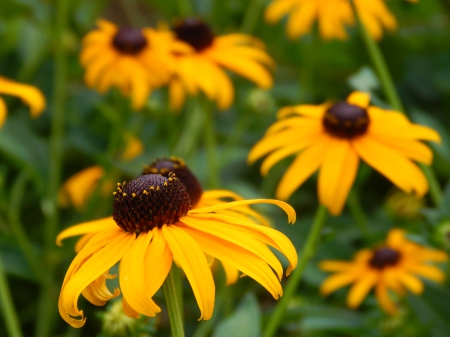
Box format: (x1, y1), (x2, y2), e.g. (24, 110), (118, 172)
(112, 174), (191, 232)
(369, 247), (401, 269)
(173, 18), (214, 52)
(112, 27), (147, 54)
(323, 102), (370, 138)
(142, 157), (203, 207)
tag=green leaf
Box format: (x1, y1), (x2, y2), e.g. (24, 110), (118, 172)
(212, 292), (261, 337)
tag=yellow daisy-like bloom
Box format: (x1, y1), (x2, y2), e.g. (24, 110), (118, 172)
(168, 18), (274, 111)
(81, 19), (188, 110)
(57, 173), (297, 327)
(0, 76), (45, 127)
(265, 0), (397, 40)
(248, 91), (440, 215)
(320, 229), (447, 314)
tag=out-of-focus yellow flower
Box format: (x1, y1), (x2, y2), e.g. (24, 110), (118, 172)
(59, 135), (143, 210)
(249, 91), (440, 215)
(320, 229), (447, 314)
(0, 76), (45, 127)
(57, 173), (297, 327)
(168, 18), (274, 111)
(80, 19), (189, 110)
(265, 0), (397, 40)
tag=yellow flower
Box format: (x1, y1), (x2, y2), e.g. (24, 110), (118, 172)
(248, 91), (440, 215)
(168, 18), (274, 111)
(80, 19), (188, 110)
(57, 173), (297, 327)
(320, 229), (447, 314)
(59, 157), (272, 285)
(59, 135), (143, 210)
(265, 0), (397, 40)
(0, 76), (45, 127)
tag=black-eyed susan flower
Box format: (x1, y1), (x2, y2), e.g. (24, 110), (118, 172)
(168, 18), (274, 110)
(81, 19), (189, 110)
(59, 135), (143, 210)
(265, 0), (397, 40)
(0, 76), (45, 127)
(320, 229), (447, 314)
(58, 173), (297, 327)
(248, 91), (440, 215)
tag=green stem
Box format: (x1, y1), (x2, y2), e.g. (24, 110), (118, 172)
(176, 0), (194, 17)
(163, 268), (186, 337)
(351, 0), (442, 207)
(263, 205), (328, 337)
(347, 190), (371, 240)
(173, 100), (204, 160)
(0, 253), (23, 337)
(203, 100), (220, 189)
(239, 0), (264, 34)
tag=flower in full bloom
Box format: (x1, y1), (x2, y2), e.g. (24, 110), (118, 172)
(80, 19), (189, 109)
(320, 229), (447, 314)
(58, 173), (297, 327)
(0, 76), (45, 127)
(168, 18), (274, 111)
(264, 0), (397, 40)
(248, 91), (440, 215)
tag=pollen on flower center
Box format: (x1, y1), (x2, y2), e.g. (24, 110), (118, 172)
(142, 157), (203, 207)
(112, 27), (148, 54)
(369, 247), (401, 269)
(173, 18), (214, 52)
(112, 174), (191, 232)
(323, 102), (370, 138)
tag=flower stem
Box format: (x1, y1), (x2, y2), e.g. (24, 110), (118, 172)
(163, 267), (186, 337)
(240, 0), (264, 34)
(203, 100), (220, 189)
(351, 0), (442, 207)
(263, 205), (328, 337)
(173, 99), (204, 159)
(176, 0), (194, 17)
(347, 190), (371, 240)
(0, 253), (23, 337)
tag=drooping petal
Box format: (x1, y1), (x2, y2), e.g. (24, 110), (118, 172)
(122, 297), (140, 319)
(169, 77), (186, 111)
(143, 228), (173, 297)
(120, 231), (161, 317)
(182, 226), (283, 299)
(82, 271), (119, 306)
(162, 225), (215, 320)
(221, 261), (240, 285)
(56, 217), (116, 246)
(375, 283), (398, 314)
(347, 271), (378, 308)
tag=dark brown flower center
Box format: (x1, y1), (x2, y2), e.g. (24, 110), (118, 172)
(112, 174), (191, 232)
(112, 27), (147, 54)
(142, 157), (203, 207)
(369, 247), (401, 269)
(173, 18), (214, 52)
(323, 102), (369, 138)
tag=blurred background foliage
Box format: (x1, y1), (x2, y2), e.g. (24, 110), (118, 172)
(0, 0), (450, 336)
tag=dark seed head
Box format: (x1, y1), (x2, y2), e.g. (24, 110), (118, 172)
(142, 157), (203, 207)
(112, 174), (191, 232)
(369, 247), (401, 269)
(112, 27), (148, 54)
(323, 102), (370, 138)
(173, 18), (214, 52)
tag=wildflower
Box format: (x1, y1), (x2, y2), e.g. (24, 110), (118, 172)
(80, 19), (188, 109)
(169, 18), (274, 110)
(265, 0), (397, 40)
(0, 76), (45, 127)
(59, 135), (143, 210)
(249, 91), (440, 215)
(320, 229), (447, 314)
(58, 174), (297, 327)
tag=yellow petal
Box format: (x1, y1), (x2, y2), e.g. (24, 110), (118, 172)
(143, 228), (173, 297)
(346, 91), (370, 109)
(120, 231), (161, 317)
(265, 0), (298, 23)
(169, 77), (186, 111)
(319, 261), (355, 272)
(0, 97), (6, 127)
(277, 104), (327, 119)
(0, 76), (46, 118)
(320, 273), (359, 296)
(221, 261), (240, 285)
(347, 271), (378, 308)
(82, 271), (119, 306)
(396, 271), (423, 294)
(182, 226), (283, 299)
(162, 225), (215, 320)
(375, 283), (398, 315)
(56, 216), (116, 246)
(122, 297), (140, 319)
(406, 264), (445, 283)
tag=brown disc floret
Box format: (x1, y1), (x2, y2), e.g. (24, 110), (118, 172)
(323, 102), (370, 138)
(112, 174), (191, 232)
(112, 27), (148, 54)
(369, 247), (401, 269)
(173, 18), (214, 52)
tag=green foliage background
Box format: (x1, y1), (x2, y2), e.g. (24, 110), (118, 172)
(0, 0), (450, 336)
